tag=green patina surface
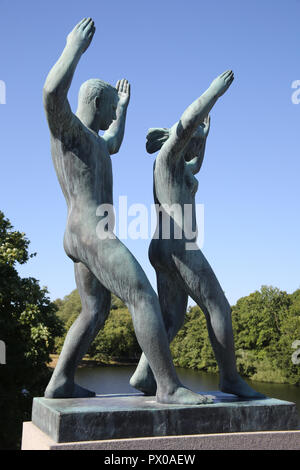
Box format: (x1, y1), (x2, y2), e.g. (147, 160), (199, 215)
(32, 392), (299, 443)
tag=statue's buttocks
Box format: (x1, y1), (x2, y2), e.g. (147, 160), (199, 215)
(50, 122), (114, 262)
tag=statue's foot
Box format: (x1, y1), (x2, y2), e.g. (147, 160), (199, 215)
(44, 380), (96, 399)
(129, 369), (157, 396)
(220, 375), (266, 399)
(156, 386), (215, 405)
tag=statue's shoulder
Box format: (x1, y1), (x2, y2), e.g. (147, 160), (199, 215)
(49, 113), (91, 150)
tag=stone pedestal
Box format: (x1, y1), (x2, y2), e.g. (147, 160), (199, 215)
(24, 391), (299, 449)
(21, 422), (300, 450)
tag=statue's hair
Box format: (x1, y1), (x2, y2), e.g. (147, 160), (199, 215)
(78, 79), (117, 105)
(146, 128), (170, 154)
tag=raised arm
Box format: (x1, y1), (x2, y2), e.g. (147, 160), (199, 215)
(161, 70), (234, 161)
(43, 18), (95, 134)
(103, 79), (131, 155)
(186, 115), (210, 175)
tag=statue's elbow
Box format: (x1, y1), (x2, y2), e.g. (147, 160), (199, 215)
(43, 84), (62, 112)
(108, 137), (122, 155)
(110, 144), (120, 155)
(43, 82), (57, 98)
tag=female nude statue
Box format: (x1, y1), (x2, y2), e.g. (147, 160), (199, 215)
(130, 71), (265, 399)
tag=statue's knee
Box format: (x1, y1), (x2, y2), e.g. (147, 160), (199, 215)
(78, 307), (100, 325)
(129, 283), (157, 311)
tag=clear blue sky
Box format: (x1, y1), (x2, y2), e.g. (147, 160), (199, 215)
(0, 0), (299, 306)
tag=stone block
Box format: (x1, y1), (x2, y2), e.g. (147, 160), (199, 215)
(31, 391), (299, 444)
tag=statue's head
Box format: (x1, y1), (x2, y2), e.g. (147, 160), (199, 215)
(77, 79), (118, 130)
(146, 119), (209, 161)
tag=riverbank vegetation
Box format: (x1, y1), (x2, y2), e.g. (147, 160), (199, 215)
(55, 291), (141, 364)
(55, 285), (300, 386)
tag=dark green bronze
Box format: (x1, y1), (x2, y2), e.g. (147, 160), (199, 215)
(130, 71), (264, 399)
(43, 18), (213, 405)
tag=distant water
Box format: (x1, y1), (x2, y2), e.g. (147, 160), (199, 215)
(75, 365), (300, 426)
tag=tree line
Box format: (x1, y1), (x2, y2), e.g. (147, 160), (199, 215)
(55, 285), (300, 386)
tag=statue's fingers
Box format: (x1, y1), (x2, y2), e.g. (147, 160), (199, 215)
(223, 70), (233, 79)
(220, 70), (231, 78)
(79, 17), (90, 28)
(205, 395), (216, 401)
(120, 79), (126, 93)
(123, 79), (129, 93)
(225, 75), (234, 86)
(87, 21), (95, 31)
(88, 26), (95, 39)
(76, 18), (87, 29)
(82, 18), (93, 30)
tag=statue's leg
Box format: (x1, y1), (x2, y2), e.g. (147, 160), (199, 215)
(130, 269), (188, 395)
(82, 236), (212, 404)
(172, 248), (265, 399)
(44, 262), (111, 398)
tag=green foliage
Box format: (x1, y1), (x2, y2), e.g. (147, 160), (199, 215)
(170, 306), (217, 372)
(55, 290), (141, 361)
(91, 307), (141, 361)
(232, 286), (290, 351)
(0, 211), (64, 449)
(276, 290), (300, 385)
(171, 285), (300, 385)
(231, 286), (300, 385)
(55, 289), (82, 324)
(54, 284), (300, 386)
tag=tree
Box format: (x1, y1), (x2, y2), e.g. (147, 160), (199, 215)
(170, 286), (300, 385)
(276, 288), (300, 385)
(170, 305), (217, 372)
(0, 211), (64, 449)
(232, 285), (300, 384)
(55, 290), (141, 362)
(54, 283), (300, 387)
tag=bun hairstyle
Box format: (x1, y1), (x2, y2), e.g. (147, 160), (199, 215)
(146, 128), (170, 154)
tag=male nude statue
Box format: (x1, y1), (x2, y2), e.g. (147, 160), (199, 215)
(43, 18), (212, 404)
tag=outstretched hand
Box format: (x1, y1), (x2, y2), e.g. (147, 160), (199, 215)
(66, 18), (96, 54)
(116, 79), (131, 107)
(211, 70), (234, 98)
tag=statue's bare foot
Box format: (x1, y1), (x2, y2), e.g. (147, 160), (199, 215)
(157, 386), (215, 405)
(129, 369), (157, 396)
(44, 379), (95, 399)
(220, 375), (266, 399)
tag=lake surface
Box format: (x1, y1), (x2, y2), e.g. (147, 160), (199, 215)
(75, 365), (300, 426)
